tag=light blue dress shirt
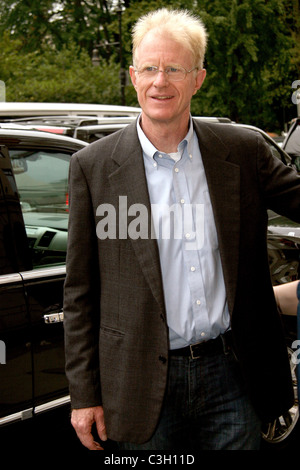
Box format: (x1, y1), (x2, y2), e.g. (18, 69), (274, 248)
(137, 117), (230, 349)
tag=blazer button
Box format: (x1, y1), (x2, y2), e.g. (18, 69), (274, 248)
(159, 355), (167, 364)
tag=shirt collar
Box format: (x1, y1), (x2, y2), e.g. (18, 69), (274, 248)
(136, 114), (194, 161)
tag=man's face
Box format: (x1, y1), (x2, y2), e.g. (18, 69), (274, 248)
(130, 31), (206, 127)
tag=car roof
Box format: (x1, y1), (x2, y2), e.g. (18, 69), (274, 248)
(0, 102), (141, 119)
(3, 115), (137, 125)
(0, 116), (138, 137)
(0, 127), (88, 151)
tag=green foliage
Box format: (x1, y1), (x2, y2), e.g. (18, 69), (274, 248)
(0, 0), (299, 130)
(0, 36), (122, 104)
(190, 0), (298, 129)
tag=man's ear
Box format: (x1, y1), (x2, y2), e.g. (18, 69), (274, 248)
(129, 66), (137, 89)
(194, 68), (206, 95)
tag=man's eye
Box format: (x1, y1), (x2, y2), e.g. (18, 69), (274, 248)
(142, 66), (157, 73)
(168, 67), (180, 73)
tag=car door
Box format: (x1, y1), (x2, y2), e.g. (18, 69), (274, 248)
(9, 144), (72, 413)
(21, 266), (67, 412)
(0, 145), (33, 424)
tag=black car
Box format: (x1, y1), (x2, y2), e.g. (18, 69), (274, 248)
(0, 122), (298, 449)
(0, 129), (87, 448)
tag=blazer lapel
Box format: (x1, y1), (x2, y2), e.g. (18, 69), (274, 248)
(108, 122), (166, 316)
(193, 120), (240, 315)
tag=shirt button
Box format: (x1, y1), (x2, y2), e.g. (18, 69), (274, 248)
(189, 154), (193, 159)
(153, 162), (157, 167)
(190, 266), (196, 272)
(201, 332), (206, 337)
(180, 199), (185, 204)
(158, 154), (163, 158)
(196, 299), (201, 305)
(174, 168), (179, 173)
(185, 233), (191, 239)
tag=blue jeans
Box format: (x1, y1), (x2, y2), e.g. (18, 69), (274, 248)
(119, 345), (261, 450)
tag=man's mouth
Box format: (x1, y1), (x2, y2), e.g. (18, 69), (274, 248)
(152, 95), (173, 100)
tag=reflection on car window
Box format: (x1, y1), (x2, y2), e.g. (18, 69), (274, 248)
(10, 149), (70, 269)
(11, 150), (70, 212)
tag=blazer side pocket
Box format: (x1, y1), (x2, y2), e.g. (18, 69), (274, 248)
(100, 325), (125, 337)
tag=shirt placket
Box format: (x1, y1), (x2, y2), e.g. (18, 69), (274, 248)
(172, 145), (210, 342)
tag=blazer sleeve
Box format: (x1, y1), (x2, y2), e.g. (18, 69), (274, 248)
(63, 151), (102, 409)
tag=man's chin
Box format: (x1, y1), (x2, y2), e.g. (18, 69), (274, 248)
(143, 109), (178, 124)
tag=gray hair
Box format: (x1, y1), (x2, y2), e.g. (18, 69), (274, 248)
(132, 8), (208, 69)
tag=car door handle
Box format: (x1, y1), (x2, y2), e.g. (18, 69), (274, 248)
(44, 311), (64, 324)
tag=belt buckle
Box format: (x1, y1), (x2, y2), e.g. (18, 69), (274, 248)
(189, 342), (202, 360)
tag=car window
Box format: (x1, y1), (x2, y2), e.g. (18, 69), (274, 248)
(11, 150), (69, 211)
(10, 149), (70, 269)
(0, 145), (31, 274)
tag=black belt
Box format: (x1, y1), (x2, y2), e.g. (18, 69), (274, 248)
(169, 330), (233, 359)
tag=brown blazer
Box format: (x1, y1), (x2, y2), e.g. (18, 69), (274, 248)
(64, 119), (300, 443)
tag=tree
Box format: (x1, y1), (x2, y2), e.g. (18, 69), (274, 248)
(0, 0), (298, 130)
(0, 0), (117, 53)
(0, 35), (121, 104)
(190, 0), (298, 129)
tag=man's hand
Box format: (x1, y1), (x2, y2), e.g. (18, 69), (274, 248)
(71, 406), (107, 450)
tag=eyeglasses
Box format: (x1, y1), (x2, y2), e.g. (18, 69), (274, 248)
(134, 65), (198, 82)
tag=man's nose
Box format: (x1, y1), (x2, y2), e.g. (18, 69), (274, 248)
(153, 70), (169, 85)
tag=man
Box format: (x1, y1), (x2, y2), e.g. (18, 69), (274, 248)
(64, 8), (300, 450)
